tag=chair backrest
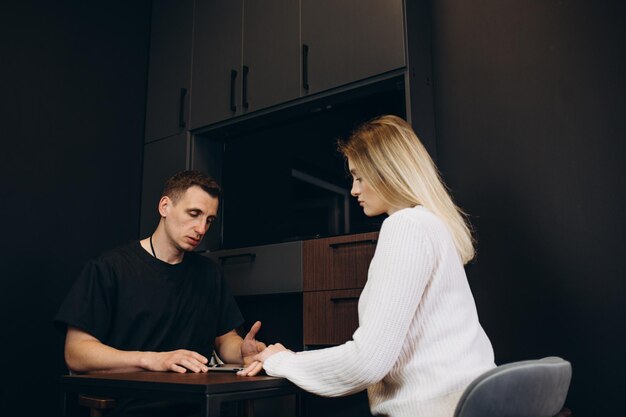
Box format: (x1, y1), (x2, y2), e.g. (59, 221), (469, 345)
(453, 356), (572, 417)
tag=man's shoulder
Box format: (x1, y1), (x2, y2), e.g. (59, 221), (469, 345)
(91, 241), (141, 267)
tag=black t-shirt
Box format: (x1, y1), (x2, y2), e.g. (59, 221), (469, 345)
(55, 240), (244, 363)
(55, 241), (244, 417)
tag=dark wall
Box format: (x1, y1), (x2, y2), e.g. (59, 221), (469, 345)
(430, 0), (625, 415)
(0, 1), (150, 415)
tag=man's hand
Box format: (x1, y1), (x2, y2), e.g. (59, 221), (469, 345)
(64, 326), (210, 374)
(238, 321), (267, 376)
(141, 349), (210, 373)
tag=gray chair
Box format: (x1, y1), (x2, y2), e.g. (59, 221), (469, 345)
(454, 356), (572, 417)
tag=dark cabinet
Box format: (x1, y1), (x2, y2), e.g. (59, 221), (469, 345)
(301, 0), (406, 95)
(190, 0), (300, 128)
(303, 232), (378, 346)
(211, 94), (397, 250)
(144, 0), (194, 142)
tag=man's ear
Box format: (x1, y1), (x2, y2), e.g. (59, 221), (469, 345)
(158, 196), (172, 218)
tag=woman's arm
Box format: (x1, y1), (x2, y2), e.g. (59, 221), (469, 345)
(254, 213), (434, 396)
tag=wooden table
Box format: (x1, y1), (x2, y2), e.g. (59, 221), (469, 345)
(60, 371), (302, 417)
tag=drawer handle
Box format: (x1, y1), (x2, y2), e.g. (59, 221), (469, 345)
(330, 296), (359, 303)
(218, 253), (256, 265)
(329, 239), (377, 249)
(229, 69), (237, 112)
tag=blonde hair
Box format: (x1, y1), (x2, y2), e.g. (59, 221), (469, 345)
(338, 115), (475, 264)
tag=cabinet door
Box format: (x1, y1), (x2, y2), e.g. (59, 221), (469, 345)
(144, 0), (194, 142)
(190, 0), (243, 128)
(301, 0), (406, 95)
(242, 0), (301, 113)
(140, 134), (189, 237)
(303, 232), (378, 291)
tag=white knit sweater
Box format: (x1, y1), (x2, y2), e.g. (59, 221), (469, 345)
(263, 206), (495, 417)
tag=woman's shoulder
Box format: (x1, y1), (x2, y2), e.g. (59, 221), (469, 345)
(383, 206), (443, 230)
(380, 206), (450, 248)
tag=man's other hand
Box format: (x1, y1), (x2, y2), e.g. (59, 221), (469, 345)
(240, 321), (267, 375)
(142, 349), (209, 373)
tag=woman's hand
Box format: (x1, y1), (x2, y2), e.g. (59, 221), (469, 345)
(236, 343), (290, 376)
(255, 343), (289, 362)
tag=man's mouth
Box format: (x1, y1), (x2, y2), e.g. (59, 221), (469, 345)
(187, 236), (201, 245)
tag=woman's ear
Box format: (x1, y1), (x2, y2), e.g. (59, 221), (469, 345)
(158, 196), (171, 218)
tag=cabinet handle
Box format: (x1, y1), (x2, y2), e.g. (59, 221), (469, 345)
(218, 252), (256, 265)
(302, 44), (309, 91)
(330, 296), (359, 303)
(178, 87), (187, 128)
(230, 69), (237, 112)
(242, 65), (249, 109)
(329, 239), (377, 249)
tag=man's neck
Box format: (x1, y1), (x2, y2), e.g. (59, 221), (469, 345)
(140, 228), (184, 265)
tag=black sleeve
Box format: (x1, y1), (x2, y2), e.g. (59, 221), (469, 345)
(53, 259), (116, 341)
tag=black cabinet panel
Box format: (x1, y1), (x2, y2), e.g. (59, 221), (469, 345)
(301, 0), (406, 95)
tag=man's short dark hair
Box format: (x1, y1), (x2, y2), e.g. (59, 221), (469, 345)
(162, 170), (221, 203)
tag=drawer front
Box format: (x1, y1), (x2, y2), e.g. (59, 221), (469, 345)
(303, 289), (362, 346)
(203, 241), (302, 296)
(303, 232), (378, 291)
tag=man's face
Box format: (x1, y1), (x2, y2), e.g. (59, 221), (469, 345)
(160, 185), (219, 252)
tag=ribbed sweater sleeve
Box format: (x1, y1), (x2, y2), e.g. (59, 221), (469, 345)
(263, 211), (434, 397)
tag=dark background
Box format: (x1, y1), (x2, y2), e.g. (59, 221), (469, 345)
(1, 1), (623, 416)
(0, 0), (150, 414)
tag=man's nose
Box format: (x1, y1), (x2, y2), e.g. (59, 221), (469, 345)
(193, 221), (205, 236)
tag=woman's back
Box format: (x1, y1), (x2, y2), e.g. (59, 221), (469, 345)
(362, 206), (494, 416)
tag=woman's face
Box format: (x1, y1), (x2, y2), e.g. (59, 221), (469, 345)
(348, 158), (390, 217)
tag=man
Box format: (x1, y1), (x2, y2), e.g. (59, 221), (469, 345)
(55, 170), (264, 416)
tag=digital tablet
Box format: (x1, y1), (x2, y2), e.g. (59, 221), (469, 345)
(207, 363), (245, 372)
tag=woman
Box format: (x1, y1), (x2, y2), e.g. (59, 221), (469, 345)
(239, 115), (495, 417)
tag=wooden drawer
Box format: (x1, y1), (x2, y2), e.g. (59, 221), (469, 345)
(303, 232), (378, 291)
(303, 289), (362, 346)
